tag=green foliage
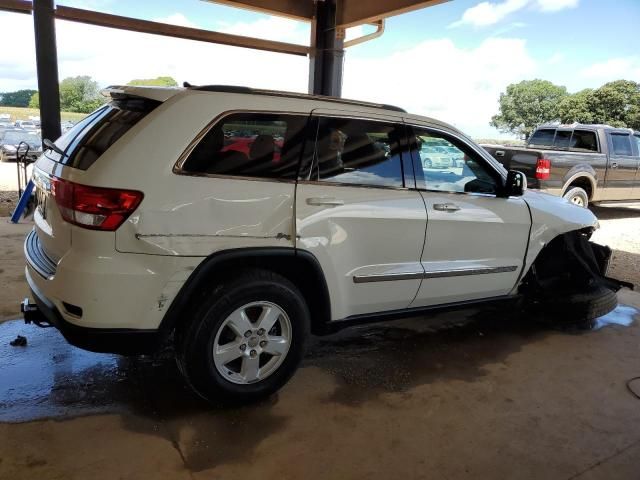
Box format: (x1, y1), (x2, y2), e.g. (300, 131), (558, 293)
(557, 89), (594, 124)
(127, 76), (178, 87)
(0, 89), (38, 107)
(493, 79), (640, 137)
(490, 80), (568, 138)
(59, 76), (105, 113)
(589, 80), (640, 130)
(28, 92), (40, 109)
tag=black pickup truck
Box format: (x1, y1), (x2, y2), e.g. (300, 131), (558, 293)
(482, 124), (640, 207)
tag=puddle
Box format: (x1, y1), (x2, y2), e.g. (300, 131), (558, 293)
(591, 305), (638, 330)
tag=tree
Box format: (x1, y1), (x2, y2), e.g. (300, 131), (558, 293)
(59, 76), (105, 113)
(490, 80), (568, 138)
(0, 89), (38, 107)
(28, 92), (40, 109)
(557, 89), (595, 124)
(589, 80), (640, 130)
(127, 76), (178, 87)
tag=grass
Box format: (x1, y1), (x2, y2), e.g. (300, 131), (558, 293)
(0, 106), (87, 122)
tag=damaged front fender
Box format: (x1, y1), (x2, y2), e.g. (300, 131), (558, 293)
(519, 230), (633, 298)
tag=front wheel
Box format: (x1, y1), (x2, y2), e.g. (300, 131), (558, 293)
(176, 269), (310, 404)
(563, 186), (589, 208)
(530, 284), (618, 323)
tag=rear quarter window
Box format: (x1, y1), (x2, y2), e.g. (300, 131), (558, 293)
(180, 113), (309, 180)
(569, 130), (598, 152)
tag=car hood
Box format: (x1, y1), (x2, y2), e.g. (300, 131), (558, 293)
(523, 189), (598, 232)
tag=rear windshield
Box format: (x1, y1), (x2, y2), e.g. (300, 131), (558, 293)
(46, 96), (160, 170)
(528, 128), (555, 147)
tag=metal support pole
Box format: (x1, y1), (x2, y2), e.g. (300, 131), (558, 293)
(33, 0), (61, 142)
(308, 0), (344, 97)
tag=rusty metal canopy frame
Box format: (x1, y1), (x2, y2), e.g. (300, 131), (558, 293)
(0, 0), (449, 55)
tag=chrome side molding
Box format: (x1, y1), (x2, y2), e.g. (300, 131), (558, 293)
(353, 265), (518, 283)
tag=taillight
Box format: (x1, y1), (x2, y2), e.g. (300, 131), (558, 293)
(51, 177), (143, 231)
(535, 158), (551, 180)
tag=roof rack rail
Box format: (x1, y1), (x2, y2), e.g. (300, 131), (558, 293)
(186, 84), (406, 113)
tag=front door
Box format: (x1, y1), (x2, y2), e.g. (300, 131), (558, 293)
(406, 124), (531, 307)
(295, 111), (427, 320)
(603, 132), (638, 200)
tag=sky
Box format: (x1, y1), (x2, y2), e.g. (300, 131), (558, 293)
(0, 0), (639, 138)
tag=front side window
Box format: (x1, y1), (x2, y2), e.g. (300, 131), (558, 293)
(182, 113), (308, 180)
(411, 128), (498, 195)
(634, 135), (640, 155)
(306, 117), (404, 188)
(528, 128), (555, 147)
(611, 133), (632, 156)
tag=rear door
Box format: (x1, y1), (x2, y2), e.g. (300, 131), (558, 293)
(295, 110), (427, 320)
(407, 124), (531, 307)
(603, 132), (637, 200)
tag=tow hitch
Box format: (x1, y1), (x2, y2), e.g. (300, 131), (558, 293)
(21, 298), (53, 328)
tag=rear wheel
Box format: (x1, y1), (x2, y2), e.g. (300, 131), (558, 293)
(563, 186), (589, 208)
(176, 269), (310, 404)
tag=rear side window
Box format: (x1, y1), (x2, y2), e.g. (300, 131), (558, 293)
(634, 135), (640, 155)
(49, 96), (161, 170)
(181, 113), (308, 180)
(304, 117), (404, 188)
(528, 128), (555, 147)
(570, 130), (598, 152)
(553, 130), (572, 148)
(611, 133), (633, 156)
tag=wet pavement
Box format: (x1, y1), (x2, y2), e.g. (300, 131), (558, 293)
(1, 290), (640, 479)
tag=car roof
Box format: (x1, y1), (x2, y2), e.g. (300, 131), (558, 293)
(101, 83), (459, 135)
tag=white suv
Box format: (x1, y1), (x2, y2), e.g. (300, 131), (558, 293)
(22, 85), (624, 403)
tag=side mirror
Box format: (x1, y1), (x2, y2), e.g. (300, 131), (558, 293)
(504, 170), (527, 197)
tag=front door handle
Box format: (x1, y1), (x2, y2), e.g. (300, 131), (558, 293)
(610, 162), (618, 169)
(306, 197), (345, 207)
(433, 203), (461, 212)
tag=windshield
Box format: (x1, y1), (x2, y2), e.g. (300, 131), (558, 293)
(2, 131), (40, 145)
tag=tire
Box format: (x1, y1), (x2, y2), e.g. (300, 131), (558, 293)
(176, 269), (310, 404)
(532, 285), (618, 323)
(563, 186), (589, 208)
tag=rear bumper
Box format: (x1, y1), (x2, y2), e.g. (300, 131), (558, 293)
(25, 266), (162, 355)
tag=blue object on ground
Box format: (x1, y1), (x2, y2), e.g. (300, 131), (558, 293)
(10, 179), (35, 224)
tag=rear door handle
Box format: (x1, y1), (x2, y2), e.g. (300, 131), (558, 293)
(306, 197), (344, 207)
(610, 162), (618, 169)
(433, 203), (460, 212)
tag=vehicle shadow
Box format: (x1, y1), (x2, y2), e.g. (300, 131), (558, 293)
(591, 205), (640, 220)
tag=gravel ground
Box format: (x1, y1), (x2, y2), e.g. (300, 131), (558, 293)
(591, 205), (640, 289)
(0, 191), (18, 217)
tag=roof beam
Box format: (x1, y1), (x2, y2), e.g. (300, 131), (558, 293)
(339, 0), (450, 27)
(0, 0), (309, 56)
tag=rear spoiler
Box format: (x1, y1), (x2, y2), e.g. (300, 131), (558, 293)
(101, 85), (183, 103)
